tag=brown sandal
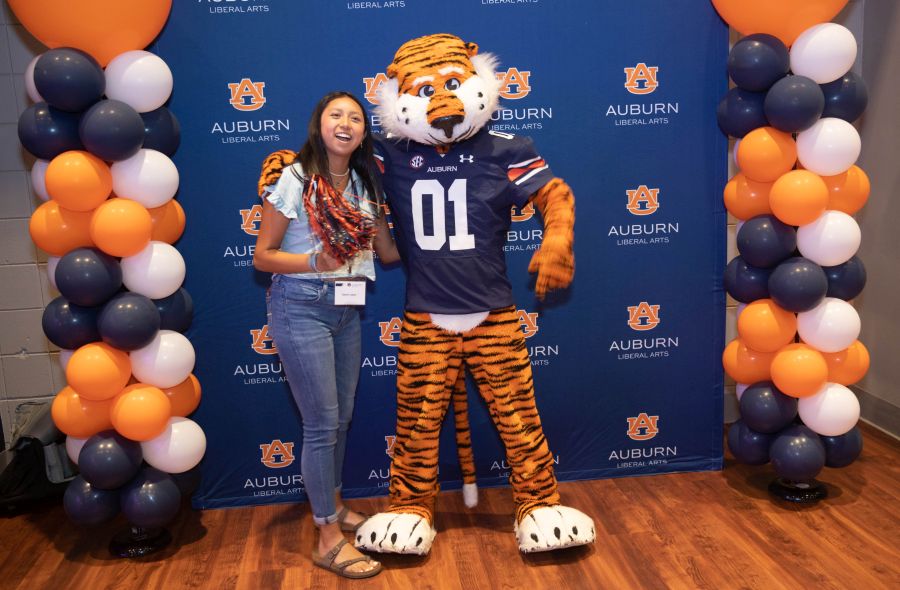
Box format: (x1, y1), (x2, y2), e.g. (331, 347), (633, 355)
(312, 538), (382, 579)
(336, 506), (369, 533)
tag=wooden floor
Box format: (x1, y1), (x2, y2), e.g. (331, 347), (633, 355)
(1, 423), (898, 590)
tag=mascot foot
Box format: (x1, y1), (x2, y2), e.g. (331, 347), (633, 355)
(354, 512), (436, 555)
(515, 505), (596, 553)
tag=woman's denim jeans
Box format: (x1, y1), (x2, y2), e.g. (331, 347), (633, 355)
(267, 274), (361, 525)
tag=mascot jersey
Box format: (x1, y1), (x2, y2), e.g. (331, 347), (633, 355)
(375, 129), (554, 314)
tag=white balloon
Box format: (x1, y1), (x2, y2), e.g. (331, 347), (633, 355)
(31, 159), (50, 201)
(790, 23), (857, 84)
(47, 256), (60, 292)
(798, 298), (861, 353)
(732, 138), (741, 168)
(104, 50), (173, 113)
(111, 149), (179, 208)
(121, 241), (186, 299)
(24, 55), (44, 103)
(797, 210), (861, 267)
(798, 383), (860, 436)
(735, 382), (749, 402)
(58, 348), (74, 372)
(141, 417), (206, 474)
(130, 330), (195, 389)
(65, 436), (87, 465)
(796, 118), (861, 176)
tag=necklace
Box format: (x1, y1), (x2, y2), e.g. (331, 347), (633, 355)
(329, 168), (350, 177)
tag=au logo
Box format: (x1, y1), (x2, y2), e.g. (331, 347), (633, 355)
(250, 325), (279, 355)
(260, 439), (295, 468)
(517, 309), (539, 338)
(496, 67), (532, 100)
(379, 317), (402, 347)
(627, 302), (660, 331)
(511, 202), (535, 222)
(626, 413), (659, 441)
(625, 185), (660, 216)
(240, 204), (264, 235)
(363, 72), (390, 105)
(385, 435), (396, 458)
(228, 78), (266, 111)
(624, 63), (659, 95)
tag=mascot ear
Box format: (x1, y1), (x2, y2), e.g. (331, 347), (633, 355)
(387, 62), (398, 79)
(465, 41), (479, 57)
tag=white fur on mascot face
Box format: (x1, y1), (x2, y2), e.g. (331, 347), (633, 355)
(375, 33), (501, 146)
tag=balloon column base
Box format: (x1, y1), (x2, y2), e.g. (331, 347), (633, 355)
(109, 525), (172, 558)
(767, 478), (827, 503)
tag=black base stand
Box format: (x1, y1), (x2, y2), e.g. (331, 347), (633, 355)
(768, 478), (828, 503)
(109, 526), (172, 558)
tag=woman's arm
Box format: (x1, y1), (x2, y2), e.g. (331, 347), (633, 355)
(372, 213), (400, 264)
(252, 199), (340, 273)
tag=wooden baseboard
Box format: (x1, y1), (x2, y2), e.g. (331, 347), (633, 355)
(853, 385), (900, 440)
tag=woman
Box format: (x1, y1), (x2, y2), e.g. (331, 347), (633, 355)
(253, 91), (398, 579)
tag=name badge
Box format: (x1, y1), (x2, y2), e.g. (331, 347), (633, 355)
(335, 281), (366, 305)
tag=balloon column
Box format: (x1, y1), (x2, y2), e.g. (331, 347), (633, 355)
(10, 0), (205, 540)
(714, 0), (867, 502)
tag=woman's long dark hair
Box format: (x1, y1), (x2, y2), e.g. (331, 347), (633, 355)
(293, 91), (383, 215)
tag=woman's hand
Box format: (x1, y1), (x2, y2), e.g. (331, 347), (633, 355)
(314, 250), (342, 272)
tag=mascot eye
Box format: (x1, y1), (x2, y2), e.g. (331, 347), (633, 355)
(418, 85), (435, 98)
(444, 78), (461, 91)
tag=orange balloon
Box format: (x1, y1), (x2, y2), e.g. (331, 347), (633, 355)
(722, 338), (775, 384)
(8, 1), (172, 67)
(66, 342), (132, 401)
(162, 374), (202, 417)
(90, 198), (152, 257)
(822, 165), (870, 215)
(737, 299), (798, 353)
(769, 170), (829, 226)
(148, 199), (186, 244)
(51, 386), (114, 438)
(737, 127), (797, 183)
(723, 173), (773, 220)
(29, 201), (94, 256)
(821, 340), (870, 385)
(45, 151), (112, 212)
(110, 384), (172, 441)
(711, 0), (848, 46)
(770, 343), (828, 398)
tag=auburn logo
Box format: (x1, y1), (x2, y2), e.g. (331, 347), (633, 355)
(363, 72), (390, 105)
(260, 439), (295, 468)
(496, 67), (532, 100)
(385, 435), (396, 458)
(511, 202), (535, 222)
(228, 78), (266, 111)
(626, 413), (659, 441)
(250, 325), (278, 355)
(240, 205), (264, 235)
(627, 302), (660, 331)
(379, 317), (402, 347)
(518, 309), (539, 339)
(624, 63), (659, 95)
(625, 185), (660, 216)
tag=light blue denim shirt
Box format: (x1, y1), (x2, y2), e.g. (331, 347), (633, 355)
(263, 162), (376, 280)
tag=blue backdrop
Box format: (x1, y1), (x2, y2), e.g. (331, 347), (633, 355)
(153, 0), (728, 509)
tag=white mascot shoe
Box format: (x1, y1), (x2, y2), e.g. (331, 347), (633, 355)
(355, 512), (437, 555)
(515, 505), (596, 553)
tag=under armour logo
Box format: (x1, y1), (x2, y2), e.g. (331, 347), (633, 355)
(459, 154), (474, 163)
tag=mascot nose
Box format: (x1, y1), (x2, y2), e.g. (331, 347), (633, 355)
(433, 115), (463, 138)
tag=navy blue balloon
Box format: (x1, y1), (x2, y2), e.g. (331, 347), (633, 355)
(172, 466), (202, 498)
(42, 296), (100, 350)
(141, 107), (181, 156)
(740, 381), (798, 434)
(727, 33), (790, 92)
(98, 292), (161, 351)
(727, 420), (775, 465)
(121, 467), (182, 528)
(768, 257), (828, 312)
(153, 288), (193, 333)
(769, 425), (826, 481)
(33, 48), (104, 113)
(821, 72), (868, 123)
(822, 426), (863, 468)
(737, 215), (797, 268)
(63, 475), (120, 526)
(824, 256), (867, 301)
(78, 430), (143, 490)
(717, 88), (768, 138)
(55, 247), (122, 307)
(79, 99), (145, 161)
(17, 102), (83, 160)
(764, 75), (825, 133)
(724, 256), (772, 303)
